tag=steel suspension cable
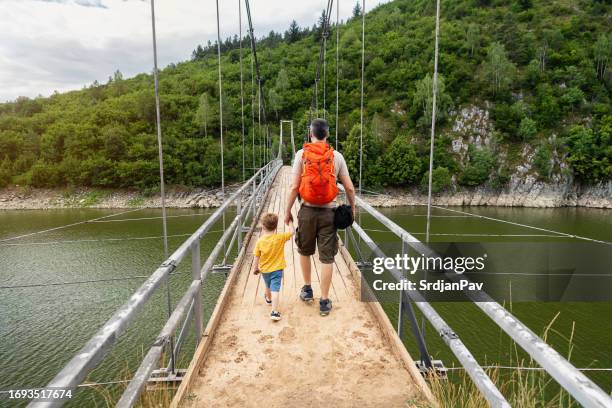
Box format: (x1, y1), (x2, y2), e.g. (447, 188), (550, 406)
(312, 0), (334, 118)
(239, 0), (246, 180)
(0, 208), (142, 243)
(215, 0), (225, 198)
(149, 0), (175, 375)
(358, 0), (365, 195)
(0, 264), (203, 290)
(323, 33), (327, 119)
(92, 213), (207, 223)
(215, 0), (228, 264)
(266, 124), (271, 164)
(433, 205), (612, 245)
(0, 232), (225, 248)
(421, 0), (442, 341)
(251, 52), (256, 169)
(447, 366), (612, 372)
(259, 87), (263, 165)
(1, 275), (150, 290)
(335, 0), (340, 150)
(245, 0), (268, 166)
(425, 0), (441, 244)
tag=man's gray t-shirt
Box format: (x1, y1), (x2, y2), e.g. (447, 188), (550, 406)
(292, 147), (349, 208)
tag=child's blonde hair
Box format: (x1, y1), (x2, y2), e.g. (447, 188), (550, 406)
(261, 213), (278, 231)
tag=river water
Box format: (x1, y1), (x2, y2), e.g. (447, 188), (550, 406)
(0, 206), (610, 406)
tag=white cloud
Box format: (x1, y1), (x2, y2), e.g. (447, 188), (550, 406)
(0, 0), (389, 102)
(36, 0), (108, 8)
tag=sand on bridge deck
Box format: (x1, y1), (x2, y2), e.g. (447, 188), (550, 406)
(172, 166), (433, 408)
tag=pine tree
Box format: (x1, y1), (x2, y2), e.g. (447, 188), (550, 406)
(286, 20), (300, 43)
(316, 10), (328, 41)
(192, 45), (205, 60)
(352, 2), (362, 18)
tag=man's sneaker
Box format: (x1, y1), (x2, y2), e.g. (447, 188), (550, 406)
(264, 295), (272, 305)
(299, 285), (314, 302)
(270, 311), (281, 321)
(319, 298), (332, 316)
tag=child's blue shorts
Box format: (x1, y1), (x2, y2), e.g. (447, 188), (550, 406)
(262, 270), (283, 292)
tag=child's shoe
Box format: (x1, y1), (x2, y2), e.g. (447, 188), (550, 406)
(264, 295), (272, 305)
(270, 311), (281, 321)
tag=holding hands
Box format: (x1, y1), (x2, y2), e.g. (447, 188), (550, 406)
(284, 211), (293, 225)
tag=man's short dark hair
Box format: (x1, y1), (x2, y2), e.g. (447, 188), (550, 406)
(310, 118), (329, 140)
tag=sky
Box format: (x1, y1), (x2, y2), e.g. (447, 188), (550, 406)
(0, 0), (389, 102)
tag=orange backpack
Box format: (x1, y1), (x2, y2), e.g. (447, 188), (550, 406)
(299, 143), (339, 205)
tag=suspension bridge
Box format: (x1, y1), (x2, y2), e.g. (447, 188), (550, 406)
(2, 0), (609, 407)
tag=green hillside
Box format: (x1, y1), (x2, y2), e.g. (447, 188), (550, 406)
(0, 0), (610, 192)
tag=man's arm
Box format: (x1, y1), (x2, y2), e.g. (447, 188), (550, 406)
(285, 171), (301, 225)
(339, 173), (357, 218)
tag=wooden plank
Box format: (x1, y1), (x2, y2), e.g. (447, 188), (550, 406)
(338, 243), (437, 405)
(288, 192), (323, 299)
(279, 171), (295, 302)
(249, 182), (281, 311)
(312, 245), (346, 301)
(174, 167), (433, 408)
(239, 178), (280, 319)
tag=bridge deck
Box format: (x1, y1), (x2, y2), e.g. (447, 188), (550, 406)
(173, 166), (432, 408)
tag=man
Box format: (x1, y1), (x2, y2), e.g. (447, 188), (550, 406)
(285, 118), (356, 316)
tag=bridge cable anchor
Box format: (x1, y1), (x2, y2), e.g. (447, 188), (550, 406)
(416, 359), (448, 380)
(212, 264), (233, 275)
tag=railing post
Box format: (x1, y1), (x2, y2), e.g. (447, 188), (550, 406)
(191, 241), (203, 344)
(280, 122), (283, 161)
(397, 234), (405, 338)
(237, 190), (243, 251)
(252, 177), (257, 220)
(290, 120), (295, 157)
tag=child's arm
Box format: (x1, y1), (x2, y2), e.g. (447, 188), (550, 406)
(282, 221), (295, 242)
(253, 256), (261, 275)
(253, 240), (261, 274)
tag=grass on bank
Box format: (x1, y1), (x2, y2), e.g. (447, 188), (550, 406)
(430, 313), (582, 408)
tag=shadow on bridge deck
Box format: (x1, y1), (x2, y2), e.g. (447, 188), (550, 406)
(172, 166), (433, 408)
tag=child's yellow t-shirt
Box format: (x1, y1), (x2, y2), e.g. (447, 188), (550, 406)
(253, 232), (292, 273)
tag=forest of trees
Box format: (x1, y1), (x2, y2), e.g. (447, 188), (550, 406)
(0, 0), (610, 192)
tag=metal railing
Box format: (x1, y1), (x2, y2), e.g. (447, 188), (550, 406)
(33, 159), (283, 408)
(345, 190), (612, 408)
(347, 223), (510, 407)
(280, 120), (295, 161)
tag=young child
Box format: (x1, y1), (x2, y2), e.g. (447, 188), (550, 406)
(253, 213), (294, 321)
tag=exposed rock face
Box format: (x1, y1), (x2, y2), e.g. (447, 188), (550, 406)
(0, 182), (609, 210)
(0, 187), (225, 210)
(452, 106), (491, 139)
(373, 103), (610, 209)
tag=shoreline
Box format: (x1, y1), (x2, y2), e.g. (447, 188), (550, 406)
(1, 184), (610, 210)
